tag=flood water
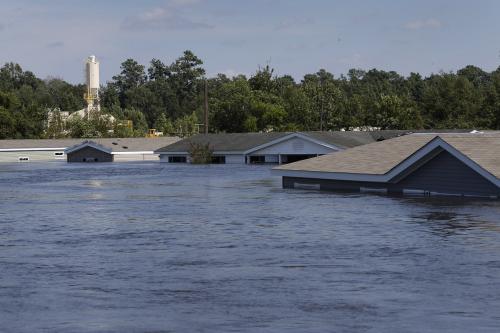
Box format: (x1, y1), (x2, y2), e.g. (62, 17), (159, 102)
(0, 162), (500, 333)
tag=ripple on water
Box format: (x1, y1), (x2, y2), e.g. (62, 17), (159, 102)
(0, 163), (499, 333)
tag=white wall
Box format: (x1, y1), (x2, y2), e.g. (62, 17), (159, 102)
(0, 150), (66, 163)
(225, 155), (245, 164)
(113, 153), (159, 162)
(250, 137), (336, 156)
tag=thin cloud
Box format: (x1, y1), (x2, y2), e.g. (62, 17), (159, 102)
(405, 18), (442, 30)
(121, 1), (213, 31)
(221, 39), (247, 47)
(274, 17), (315, 31)
(169, 0), (202, 6)
(46, 41), (64, 48)
(337, 53), (363, 66)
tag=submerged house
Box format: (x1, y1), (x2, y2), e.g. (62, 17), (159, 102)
(0, 138), (83, 162)
(154, 131), (408, 164)
(0, 137), (179, 163)
(64, 137), (180, 162)
(273, 133), (500, 198)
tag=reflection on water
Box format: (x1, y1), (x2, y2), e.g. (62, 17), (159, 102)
(0, 163), (499, 333)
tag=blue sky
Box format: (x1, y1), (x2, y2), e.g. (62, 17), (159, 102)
(1, 0), (499, 84)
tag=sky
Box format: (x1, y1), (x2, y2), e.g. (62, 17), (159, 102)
(0, 0), (499, 84)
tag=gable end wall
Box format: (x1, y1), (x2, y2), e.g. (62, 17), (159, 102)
(396, 150), (499, 196)
(67, 146), (113, 163)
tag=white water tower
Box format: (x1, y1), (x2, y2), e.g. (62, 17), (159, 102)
(85, 55), (100, 113)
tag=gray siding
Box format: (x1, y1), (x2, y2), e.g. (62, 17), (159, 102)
(67, 146), (113, 163)
(397, 150), (498, 197)
(283, 151), (499, 198)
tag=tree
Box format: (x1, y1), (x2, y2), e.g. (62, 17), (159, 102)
(112, 59), (146, 100)
(2, 57), (500, 139)
(174, 112), (199, 137)
(211, 77), (252, 132)
(154, 113), (175, 135)
(249, 65), (275, 91)
(373, 94), (423, 129)
(188, 141), (213, 164)
(167, 50), (205, 117)
(0, 107), (15, 139)
(123, 108), (148, 135)
(148, 58), (170, 81)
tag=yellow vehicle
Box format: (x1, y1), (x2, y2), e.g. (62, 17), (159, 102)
(146, 129), (163, 138)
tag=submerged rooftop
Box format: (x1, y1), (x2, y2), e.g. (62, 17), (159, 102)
(275, 132), (500, 179)
(155, 130), (415, 153)
(0, 137), (180, 152)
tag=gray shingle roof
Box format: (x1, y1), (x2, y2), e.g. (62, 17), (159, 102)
(155, 132), (291, 153)
(302, 130), (409, 148)
(0, 137), (180, 152)
(154, 131), (414, 153)
(275, 132), (500, 179)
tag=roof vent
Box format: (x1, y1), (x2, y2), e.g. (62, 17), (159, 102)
(122, 146), (128, 149)
(112, 142), (118, 145)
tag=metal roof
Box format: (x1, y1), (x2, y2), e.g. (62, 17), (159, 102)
(154, 131), (412, 153)
(0, 137), (180, 152)
(275, 132), (500, 179)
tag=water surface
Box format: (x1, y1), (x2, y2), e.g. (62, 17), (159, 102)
(1, 163), (499, 332)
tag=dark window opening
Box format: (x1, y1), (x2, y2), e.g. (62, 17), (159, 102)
(281, 154), (317, 164)
(168, 156), (187, 163)
(249, 155), (266, 164)
(211, 156), (226, 164)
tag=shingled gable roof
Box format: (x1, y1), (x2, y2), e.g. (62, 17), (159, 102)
(155, 132), (290, 153)
(154, 131), (414, 154)
(0, 137), (179, 153)
(273, 133), (500, 186)
(65, 140), (112, 154)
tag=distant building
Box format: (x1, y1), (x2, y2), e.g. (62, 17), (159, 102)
(46, 55), (115, 135)
(273, 132), (500, 198)
(154, 131), (409, 164)
(0, 137), (179, 163)
(65, 138), (179, 162)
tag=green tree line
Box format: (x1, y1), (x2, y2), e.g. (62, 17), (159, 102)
(1, 50), (499, 139)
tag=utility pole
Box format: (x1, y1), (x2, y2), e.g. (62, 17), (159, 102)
(320, 75), (325, 131)
(204, 79), (209, 134)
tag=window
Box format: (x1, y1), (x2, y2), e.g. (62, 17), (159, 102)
(211, 156), (226, 164)
(168, 156), (187, 163)
(18, 156), (29, 162)
(249, 155), (266, 164)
